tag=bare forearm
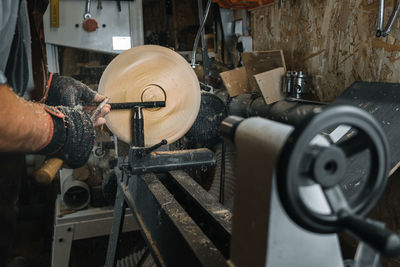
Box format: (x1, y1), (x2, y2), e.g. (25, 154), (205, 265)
(0, 85), (52, 152)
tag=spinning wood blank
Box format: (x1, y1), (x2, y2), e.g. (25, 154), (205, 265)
(99, 45), (201, 146)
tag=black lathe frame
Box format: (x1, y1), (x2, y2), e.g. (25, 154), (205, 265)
(104, 101), (231, 267)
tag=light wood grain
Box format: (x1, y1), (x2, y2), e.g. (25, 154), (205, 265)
(254, 67), (285, 104)
(220, 67), (249, 97)
(98, 45), (201, 146)
(34, 158), (63, 184)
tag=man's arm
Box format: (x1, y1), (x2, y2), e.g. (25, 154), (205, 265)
(0, 78), (110, 168)
(0, 84), (52, 152)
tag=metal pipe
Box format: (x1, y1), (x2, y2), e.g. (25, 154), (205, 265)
(377, 0), (385, 37)
(109, 101), (165, 110)
(228, 94), (325, 127)
(197, 0), (211, 82)
(383, 0), (400, 36)
(191, 0), (212, 68)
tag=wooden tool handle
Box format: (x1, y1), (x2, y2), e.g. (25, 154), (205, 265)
(34, 158), (64, 184)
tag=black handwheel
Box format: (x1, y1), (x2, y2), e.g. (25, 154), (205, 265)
(277, 105), (400, 257)
(277, 105), (390, 234)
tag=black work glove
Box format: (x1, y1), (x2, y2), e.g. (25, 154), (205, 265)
(46, 74), (97, 107)
(37, 105), (95, 168)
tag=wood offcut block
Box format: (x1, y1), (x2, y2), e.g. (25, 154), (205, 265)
(242, 50), (286, 91)
(254, 67), (285, 104)
(220, 67), (249, 97)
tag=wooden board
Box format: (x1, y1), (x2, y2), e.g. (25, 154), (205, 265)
(220, 67), (249, 97)
(242, 50), (286, 91)
(254, 67), (285, 104)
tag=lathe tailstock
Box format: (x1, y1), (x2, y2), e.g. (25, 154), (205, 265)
(223, 103), (396, 267)
(99, 45), (400, 267)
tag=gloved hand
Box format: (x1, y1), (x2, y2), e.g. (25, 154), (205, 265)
(37, 105), (95, 168)
(46, 74), (97, 106)
(46, 74), (110, 126)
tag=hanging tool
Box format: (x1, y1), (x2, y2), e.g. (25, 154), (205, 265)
(377, 0), (384, 36)
(197, 0), (211, 84)
(34, 98), (110, 184)
(82, 0), (98, 32)
(191, 0), (212, 68)
(50, 0), (59, 28)
(117, 0), (121, 12)
(97, 0), (103, 10)
(376, 0), (400, 37)
(84, 0), (91, 19)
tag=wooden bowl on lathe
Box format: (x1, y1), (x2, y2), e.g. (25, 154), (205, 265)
(99, 45), (201, 146)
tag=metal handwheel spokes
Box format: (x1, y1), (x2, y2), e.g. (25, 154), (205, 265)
(299, 129), (372, 217)
(276, 105), (400, 257)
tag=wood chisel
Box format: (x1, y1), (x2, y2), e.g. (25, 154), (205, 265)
(90, 97), (109, 122)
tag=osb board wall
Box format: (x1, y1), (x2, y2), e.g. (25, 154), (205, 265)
(250, 0), (400, 102)
(251, 3), (400, 265)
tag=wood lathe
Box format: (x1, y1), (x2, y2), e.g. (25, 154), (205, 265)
(95, 45), (400, 267)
